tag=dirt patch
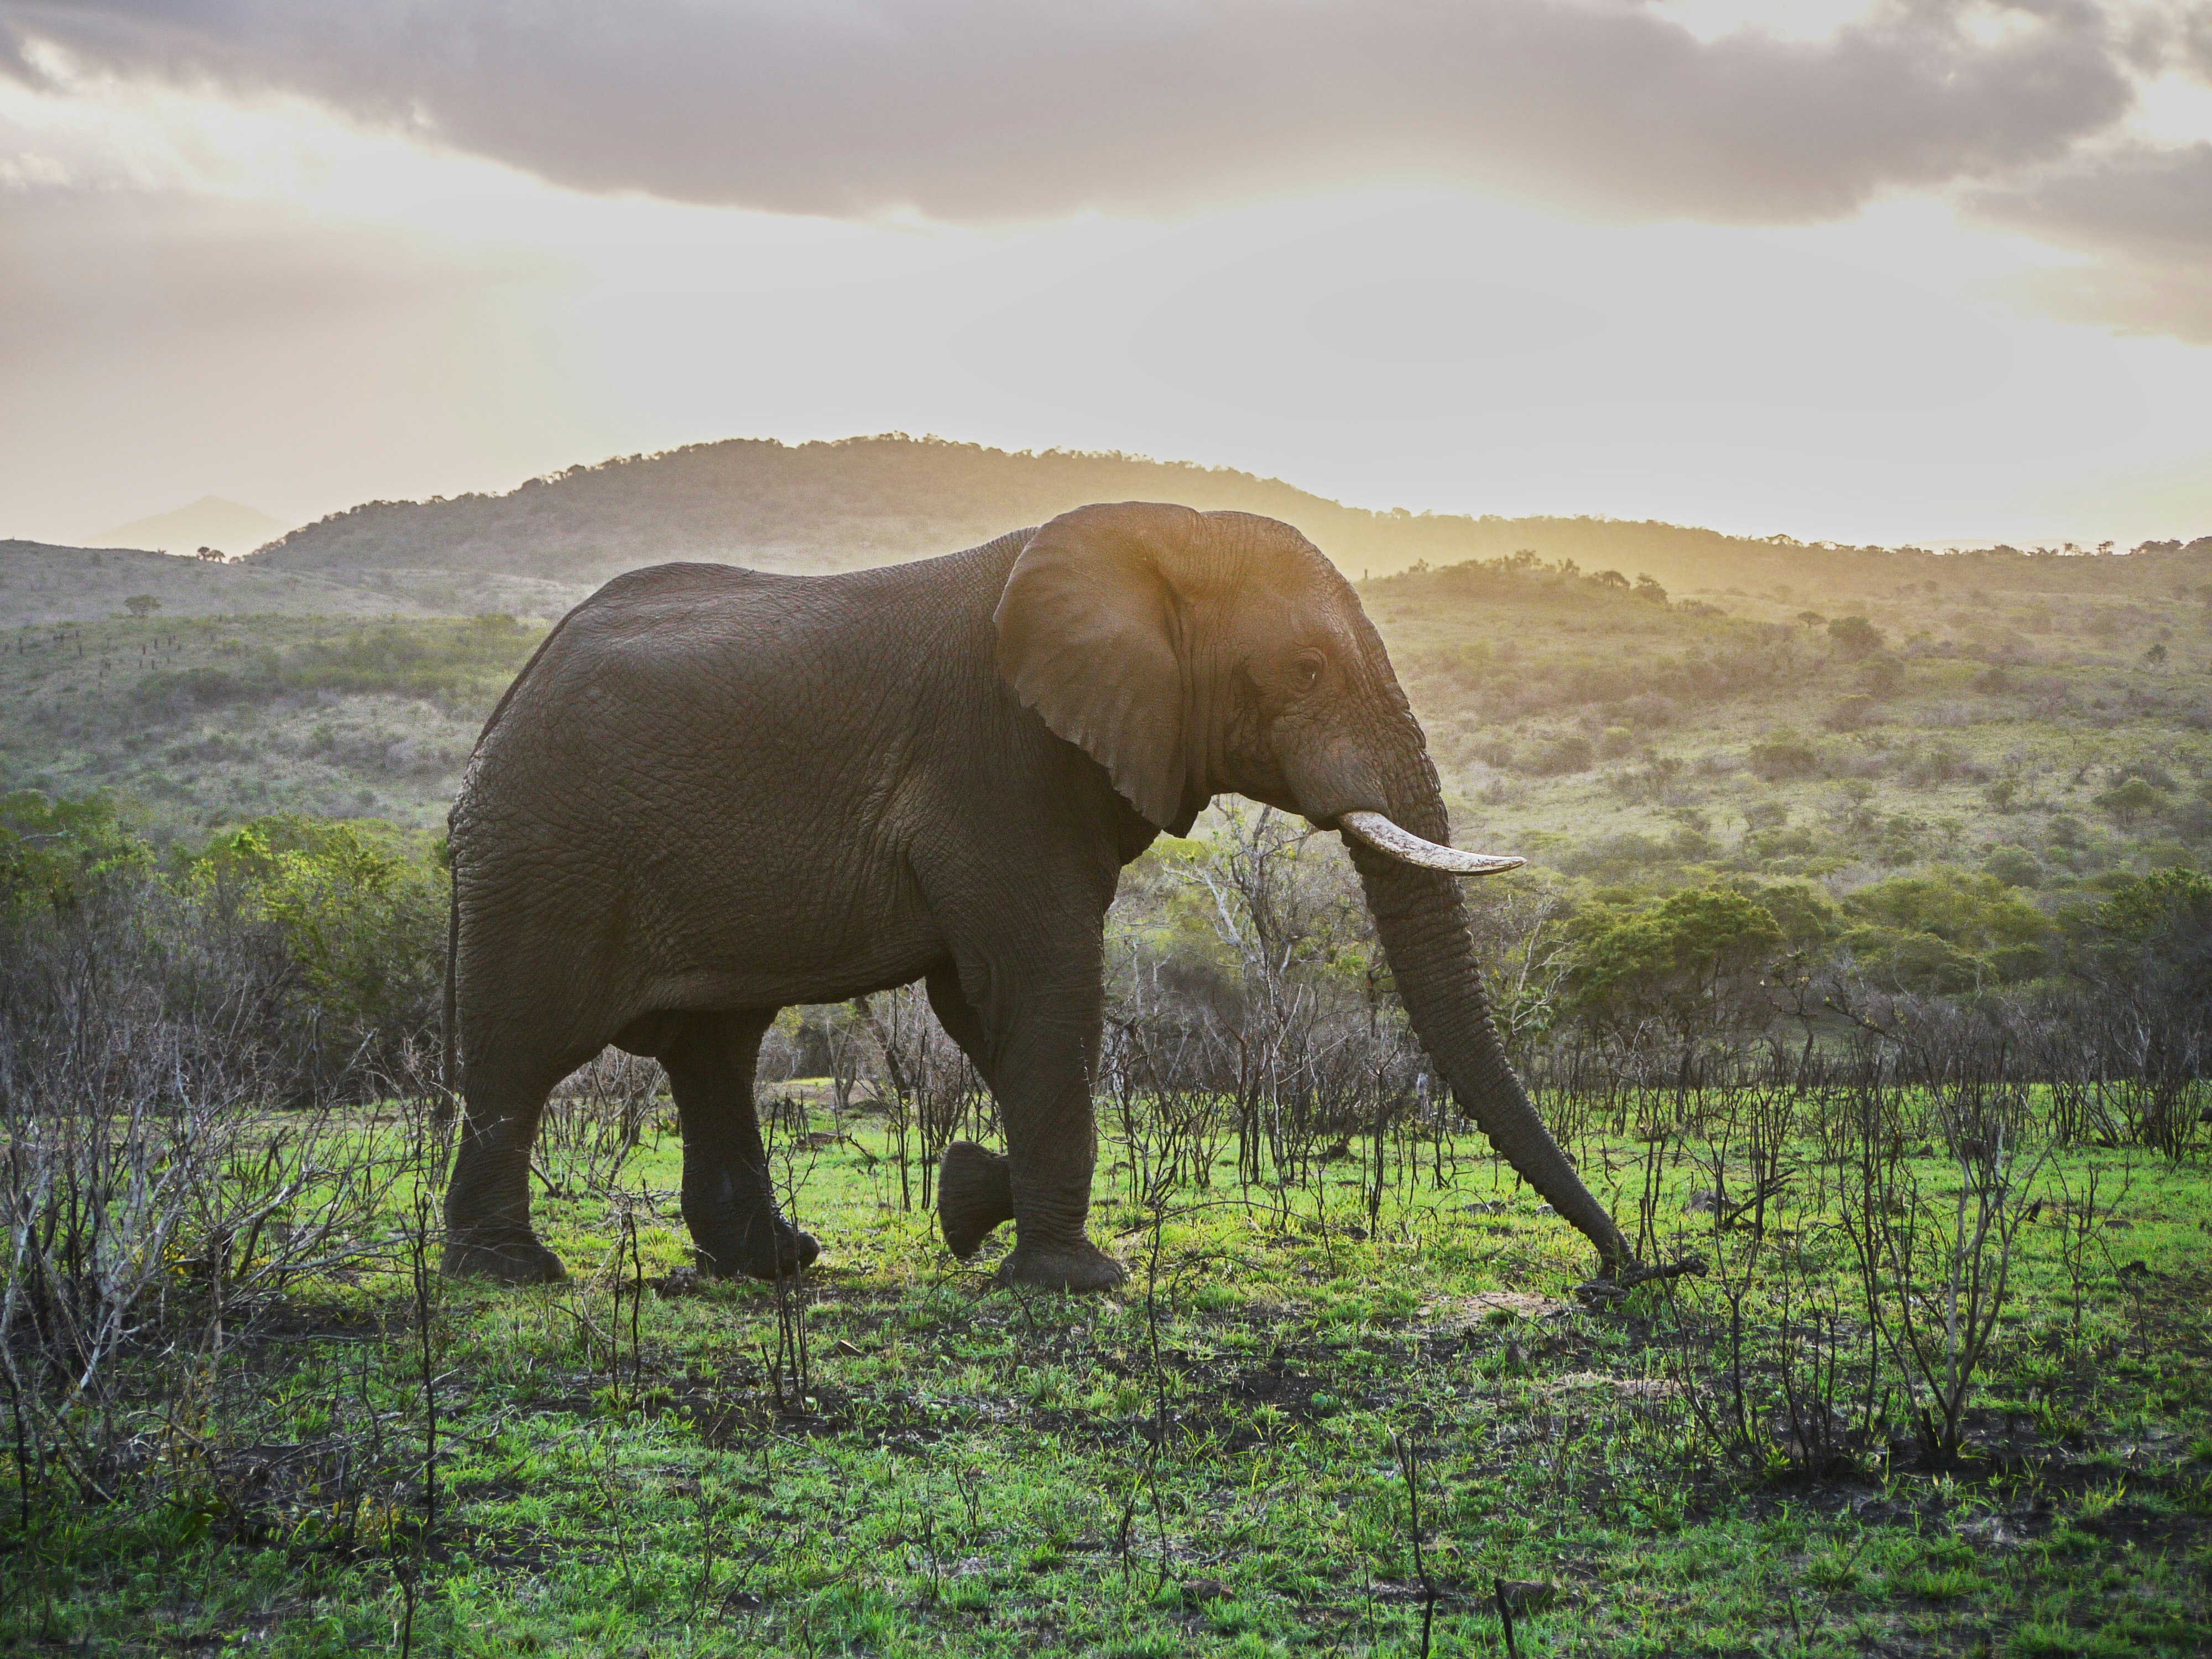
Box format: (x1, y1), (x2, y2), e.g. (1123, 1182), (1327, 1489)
(1430, 1291), (1570, 1327)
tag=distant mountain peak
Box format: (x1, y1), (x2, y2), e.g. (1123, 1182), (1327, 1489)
(98, 497), (289, 556)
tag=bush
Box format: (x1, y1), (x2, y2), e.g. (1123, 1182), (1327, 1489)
(133, 614), (546, 714)
(1748, 733), (1823, 782)
(1522, 734), (1595, 775)
(1567, 887), (1786, 1042)
(2094, 776), (2166, 827)
(1842, 867), (2054, 991)
(1902, 744), (1985, 789)
(1856, 651), (1906, 696)
(0, 866), (418, 1507)
(192, 817), (449, 1083)
(1828, 615), (1886, 659)
(1, 791), (154, 914)
(2089, 867), (2212, 973)
(1824, 695), (1879, 732)
(1982, 844), (2043, 888)
(2, 798), (450, 1103)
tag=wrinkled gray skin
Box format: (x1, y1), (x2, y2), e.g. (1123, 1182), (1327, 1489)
(443, 504), (1634, 1291)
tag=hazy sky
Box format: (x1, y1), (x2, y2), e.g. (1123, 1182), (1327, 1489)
(3, 0), (2209, 549)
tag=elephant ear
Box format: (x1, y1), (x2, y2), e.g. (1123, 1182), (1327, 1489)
(994, 502), (1206, 830)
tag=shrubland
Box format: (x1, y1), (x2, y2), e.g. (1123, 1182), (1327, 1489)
(3, 789), (2209, 1655)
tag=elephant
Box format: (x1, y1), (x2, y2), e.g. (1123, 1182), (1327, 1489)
(440, 502), (1635, 1291)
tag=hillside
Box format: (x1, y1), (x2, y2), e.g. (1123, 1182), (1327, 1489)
(0, 540), (431, 628)
(0, 540), (594, 629)
(247, 434), (2212, 604)
(8, 538), (2206, 905)
(4, 434), (2206, 906)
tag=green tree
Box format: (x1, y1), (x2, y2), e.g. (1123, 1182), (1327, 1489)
(123, 593), (162, 618)
(2091, 866), (2212, 956)
(0, 791), (152, 915)
(1568, 887), (1786, 1042)
(2094, 776), (2165, 828)
(1842, 866), (2053, 992)
(193, 816), (449, 1065)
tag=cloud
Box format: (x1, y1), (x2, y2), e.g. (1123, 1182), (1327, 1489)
(2137, 0), (2212, 80)
(0, 0), (2140, 225)
(1968, 142), (2212, 342)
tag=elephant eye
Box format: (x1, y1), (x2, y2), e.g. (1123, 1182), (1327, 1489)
(1289, 650), (1326, 694)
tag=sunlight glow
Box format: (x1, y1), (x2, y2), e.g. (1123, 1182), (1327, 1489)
(3, 30), (2208, 550)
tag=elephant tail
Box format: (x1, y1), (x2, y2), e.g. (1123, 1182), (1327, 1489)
(441, 855), (460, 1102)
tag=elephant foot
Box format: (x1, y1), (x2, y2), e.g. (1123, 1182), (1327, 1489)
(996, 1238), (1126, 1293)
(442, 1230), (567, 1284)
(694, 1214), (820, 1282)
(938, 1141), (1015, 1260)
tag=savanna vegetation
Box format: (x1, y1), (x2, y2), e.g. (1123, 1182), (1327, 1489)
(3, 781), (2209, 1655)
(3, 443), (2209, 1652)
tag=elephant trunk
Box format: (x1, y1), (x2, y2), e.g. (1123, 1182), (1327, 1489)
(1345, 794), (1633, 1275)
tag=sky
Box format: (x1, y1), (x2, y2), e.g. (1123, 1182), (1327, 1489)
(2, 0), (2209, 551)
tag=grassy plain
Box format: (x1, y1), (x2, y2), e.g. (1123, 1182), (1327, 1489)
(7, 1097), (2209, 1658)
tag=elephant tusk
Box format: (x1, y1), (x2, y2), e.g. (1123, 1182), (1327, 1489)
(1338, 811), (1525, 876)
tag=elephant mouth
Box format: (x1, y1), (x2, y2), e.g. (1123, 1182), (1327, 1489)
(1334, 810), (1525, 877)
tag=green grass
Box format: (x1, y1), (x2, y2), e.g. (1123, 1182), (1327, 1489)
(7, 1104), (2209, 1657)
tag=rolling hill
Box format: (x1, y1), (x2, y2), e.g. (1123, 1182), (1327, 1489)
(245, 434), (2212, 605)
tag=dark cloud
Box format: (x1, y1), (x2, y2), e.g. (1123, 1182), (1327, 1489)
(0, 0), (2139, 224)
(1969, 142), (2212, 342)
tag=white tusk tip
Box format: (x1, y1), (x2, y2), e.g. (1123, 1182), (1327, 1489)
(1337, 810), (1524, 875)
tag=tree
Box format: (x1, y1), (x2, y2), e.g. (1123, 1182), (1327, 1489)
(1826, 614), (1885, 659)
(2094, 776), (2164, 829)
(1796, 610), (1828, 630)
(2094, 867), (2212, 952)
(1568, 888), (1786, 1044)
(1856, 650), (1905, 697)
(1841, 867), (2054, 991)
(123, 594), (162, 618)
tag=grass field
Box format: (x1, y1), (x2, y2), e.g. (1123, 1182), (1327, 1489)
(8, 1089), (2208, 1659)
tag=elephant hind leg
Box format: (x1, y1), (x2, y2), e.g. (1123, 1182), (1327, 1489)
(444, 1053), (568, 1284)
(661, 1009), (820, 1281)
(938, 1140), (1015, 1259)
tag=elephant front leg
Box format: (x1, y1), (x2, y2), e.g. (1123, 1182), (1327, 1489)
(990, 1013), (1126, 1293)
(663, 1010), (820, 1280)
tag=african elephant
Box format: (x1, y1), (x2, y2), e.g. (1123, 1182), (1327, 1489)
(441, 503), (1634, 1290)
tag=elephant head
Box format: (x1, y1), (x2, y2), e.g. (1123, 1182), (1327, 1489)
(996, 502), (1633, 1273)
